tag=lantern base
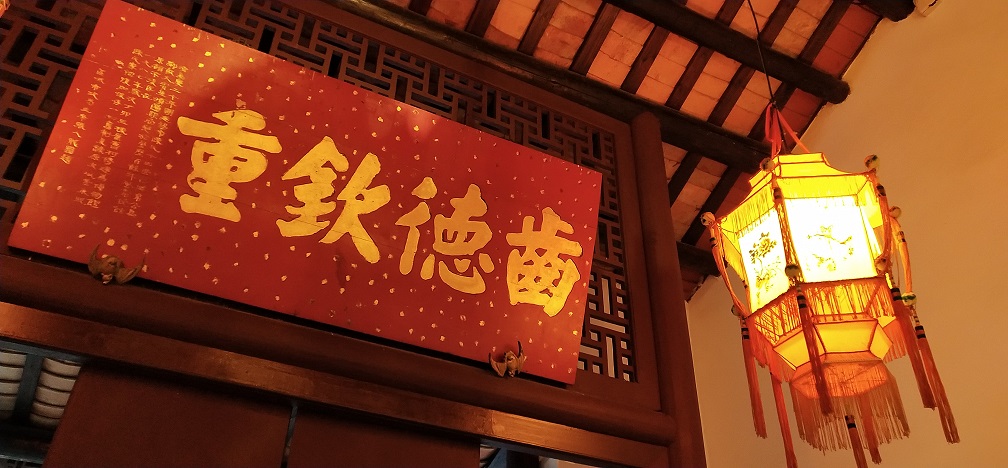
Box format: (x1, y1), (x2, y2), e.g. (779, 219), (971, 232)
(790, 361), (909, 452)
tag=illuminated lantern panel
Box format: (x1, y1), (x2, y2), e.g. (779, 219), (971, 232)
(704, 152), (957, 468)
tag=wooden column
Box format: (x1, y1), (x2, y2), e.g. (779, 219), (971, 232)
(629, 112), (706, 467)
(45, 365), (290, 467)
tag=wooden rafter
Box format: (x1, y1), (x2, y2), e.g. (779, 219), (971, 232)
(603, 0), (850, 104)
(859, 0), (915, 21)
(707, 0), (798, 125)
(681, 167), (742, 244)
(750, 0), (852, 140)
(517, 0), (560, 55)
(569, 3), (620, 75)
(465, 0), (500, 37)
(329, 0), (769, 172)
(620, 27), (669, 93)
(665, 0), (745, 108)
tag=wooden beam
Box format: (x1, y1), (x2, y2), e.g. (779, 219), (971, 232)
(603, 0), (850, 104)
(858, 0), (915, 21)
(517, 0), (559, 55)
(569, 3), (620, 75)
(0, 254), (676, 448)
(0, 301), (667, 467)
(620, 27), (669, 93)
(407, 0), (432, 16)
(465, 0), (500, 37)
(328, 0), (768, 171)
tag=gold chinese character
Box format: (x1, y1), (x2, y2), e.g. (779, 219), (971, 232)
(276, 137), (347, 237)
(278, 137), (389, 263)
(176, 110), (281, 221)
(506, 207), (583, 317)
(397, 182), (494, 294)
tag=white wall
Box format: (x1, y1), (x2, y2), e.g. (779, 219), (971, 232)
(687, 2), (1008, 467)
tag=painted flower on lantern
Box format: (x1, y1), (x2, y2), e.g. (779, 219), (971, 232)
(277, 136), (390, 263)
(176, 109), (281, 221)
(505, 207), (582, 317)
(397, 181), (495, 294)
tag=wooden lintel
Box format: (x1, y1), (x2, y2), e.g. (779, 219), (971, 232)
(858, 0), (915, 21)
(604, 0), (850, 104)
(329, 0), (767, 172)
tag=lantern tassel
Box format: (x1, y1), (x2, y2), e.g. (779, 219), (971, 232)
(913, 312), (959, 443)
(796, 288), (831, 414)
(857, 396), (882, 464)
(772, 376), (799, 468)
(891, 288), (935, 409)
(846, 415), (869, 468)
(741, 320), (768, 438)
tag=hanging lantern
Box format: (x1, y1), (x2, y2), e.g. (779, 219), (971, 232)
(701, 108), (958, 468)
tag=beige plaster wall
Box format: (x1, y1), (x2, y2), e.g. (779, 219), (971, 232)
(687, 1), (1008, 466)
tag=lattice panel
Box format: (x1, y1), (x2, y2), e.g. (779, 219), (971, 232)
(0, 0), (638, 382)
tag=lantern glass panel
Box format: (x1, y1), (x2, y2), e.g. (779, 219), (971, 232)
(738, 210), (789, 310)
(786, 196), (878, 283)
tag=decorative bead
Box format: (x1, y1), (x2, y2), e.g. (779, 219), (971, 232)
(785, 263), (801, 278)
(864, 154), (880, 169)
(700, 212), (716, 227)
(902, 292), (918, 307)
(890, 206), (902, 219)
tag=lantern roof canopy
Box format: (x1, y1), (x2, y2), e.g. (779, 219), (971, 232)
(718, 153), (878, 235)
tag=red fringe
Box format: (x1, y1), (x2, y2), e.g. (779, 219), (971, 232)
(857, 396), (882, 464)
(772, 376), (799, 468)
(846, 415), (869, 468)
(914, 314), (960, 443)
(796, 290), (831, 414)
(891, 289), (935, 408)
(741, 321), (768, 438)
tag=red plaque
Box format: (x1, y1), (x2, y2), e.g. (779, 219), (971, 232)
(8, 0), (603, 383)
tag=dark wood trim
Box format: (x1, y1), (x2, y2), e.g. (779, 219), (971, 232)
(569, 3), (620, 75)
(859, 0), (915, 21)
(0, 254), (674, 447)
(327, 0), (768, 172)
(0, 301), (666, 467)
(517, 0), (560, 55)
(464, 0), (500, 37)
(604, 0), (850, 104)
(407, 0), (433, 16)
(629, 112), (705, 467)
(620, 27), (669, 93)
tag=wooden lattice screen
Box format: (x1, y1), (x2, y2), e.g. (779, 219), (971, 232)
(0, 0), (638, 382)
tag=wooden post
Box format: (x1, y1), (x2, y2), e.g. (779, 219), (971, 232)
(629, 112), (706, 467)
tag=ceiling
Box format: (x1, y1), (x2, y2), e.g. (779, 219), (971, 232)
(363, 0), (915, 298)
